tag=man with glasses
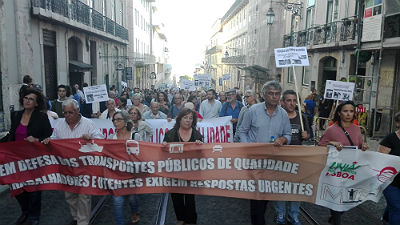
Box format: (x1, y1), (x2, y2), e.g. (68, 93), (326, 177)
(43, 99), (104, 225)
(199, 89), (221, 119)
(238, 81), (291, 225)
(219, 89), (243, 133)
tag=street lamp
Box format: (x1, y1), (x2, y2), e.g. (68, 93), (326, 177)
(266, 7), (275, 25)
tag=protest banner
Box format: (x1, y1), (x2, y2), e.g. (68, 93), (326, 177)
(222, 74), (231, 81)
(324, 80), (355, 101)
(0, 141), (398, 212)
(82, 84), (109, 104)
(50, 117), (234, 143)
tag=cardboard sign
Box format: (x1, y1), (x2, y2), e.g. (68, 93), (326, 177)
(194, 74), (211, 87)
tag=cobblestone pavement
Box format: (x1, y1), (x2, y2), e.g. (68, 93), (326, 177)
(0, 189), (386, 225)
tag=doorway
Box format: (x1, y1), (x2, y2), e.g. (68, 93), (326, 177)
(318, 56), (337, 96)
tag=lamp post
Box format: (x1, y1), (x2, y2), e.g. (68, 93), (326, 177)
(266, 6), (275, 25)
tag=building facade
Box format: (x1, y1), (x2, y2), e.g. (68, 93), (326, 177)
(0, 0), (129, 129)
(280, 0), (400, 136)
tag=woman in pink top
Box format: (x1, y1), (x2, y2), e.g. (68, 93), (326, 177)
(319, 101), (368, 225)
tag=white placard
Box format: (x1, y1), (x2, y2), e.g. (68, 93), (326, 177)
(324, 80), (355, 101)
(274, 47), (309, 68)
(83, 84), (109, 104)
(193, 74), (211, 87)
(222, 74), (231, 80)
(180, 79), (195, 91)
(361, 14), (382, 42)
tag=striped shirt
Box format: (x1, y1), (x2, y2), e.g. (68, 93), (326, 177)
(51, 115), (104, 139)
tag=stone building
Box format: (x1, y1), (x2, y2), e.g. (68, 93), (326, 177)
(0, 0), (129, 129)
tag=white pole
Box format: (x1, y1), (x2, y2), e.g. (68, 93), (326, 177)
(292, 65), (305, 131)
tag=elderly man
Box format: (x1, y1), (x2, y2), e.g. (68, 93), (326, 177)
(218, 91), (227, 103)
(199, 89), (222, 119)
(143, 102), (167, 119)
(43, 99), (104, 225)
(238, 81), (291, 225)
(100, 98), (120, 120)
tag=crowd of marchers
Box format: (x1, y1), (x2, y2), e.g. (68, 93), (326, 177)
(2, 75), (400, 225)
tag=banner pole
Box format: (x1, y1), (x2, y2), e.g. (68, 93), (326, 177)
(292, 65), (305, 131)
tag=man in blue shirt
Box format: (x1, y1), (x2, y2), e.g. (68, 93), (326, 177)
(219, 89), (243, 133)
(238, 81), (291, 225)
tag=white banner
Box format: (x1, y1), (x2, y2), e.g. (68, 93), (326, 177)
(83, 84), (109, 104)
(180, 79), (195, 91)
(316, 146), (400, 211)
(194, 74), (212, 87)
(50, 116), (234, 144)
(324, 80), (355, 101)
(274, 47), (309, 68)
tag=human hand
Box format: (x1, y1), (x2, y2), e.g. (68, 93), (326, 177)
(24, 136), (39, 142)
(231, 118), (238, 124)
(167, 118), (172, 122)
(162, 141), (167, 146)
(274, 137), (284, 146)
(41, 138), (50, 144)
(195, 140), (203, 144)
(330, 141), (343, 150)
(361, 143), (369, 151)
(301, 131), (309, 140)
(81, 134), (91, 141)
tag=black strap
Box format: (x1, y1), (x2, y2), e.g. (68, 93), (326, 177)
(340, 126), (355, 146)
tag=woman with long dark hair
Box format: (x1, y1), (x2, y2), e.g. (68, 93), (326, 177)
(162, 108), (203, 225)
(319, 101), (368, 225)
(6, 88), (52, 225)
(156, 92), (170, 115)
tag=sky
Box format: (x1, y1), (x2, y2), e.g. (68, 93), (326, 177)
(157, 0), (235, 78)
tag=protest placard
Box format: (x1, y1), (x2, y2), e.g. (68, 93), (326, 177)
(83, 84), (109, 104)
(274, 47), (309, 68)
(194, 74), (211, 87)
(324, 80), (355, 101)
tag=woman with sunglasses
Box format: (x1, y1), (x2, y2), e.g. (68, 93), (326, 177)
(109, 111), (140, 224)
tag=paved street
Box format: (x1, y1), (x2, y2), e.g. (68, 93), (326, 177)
(0, 188), (386, 225)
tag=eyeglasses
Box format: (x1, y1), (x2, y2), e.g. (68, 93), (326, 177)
(129, 112), (138, 115)
(23, 97), (36, 102)
(266, 92), (281, 97)
(112, 118), (124, 122)
(63, 111), (75, 115)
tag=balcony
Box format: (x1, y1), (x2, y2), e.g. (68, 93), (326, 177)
(31, 0), (128, 42)
(221, 55), (246, 64)
(282, 16), (358, 48)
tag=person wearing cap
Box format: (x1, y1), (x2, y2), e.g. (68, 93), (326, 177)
(219, 89), (243, 133)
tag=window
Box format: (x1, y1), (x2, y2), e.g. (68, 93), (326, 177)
(302, 67), (310, 86)
(305, 6), (315, 29)
(288, 68), (294, 83)
(326, 0), (333, 23)
(308, 0), (315, 6)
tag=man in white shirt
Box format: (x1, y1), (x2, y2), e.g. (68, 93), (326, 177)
(199, 89), (222, 119)
(143, 102), (167, 119)
(43, 99), (104, 225)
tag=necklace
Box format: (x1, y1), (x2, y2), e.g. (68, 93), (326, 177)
(178, 128), (191, 142)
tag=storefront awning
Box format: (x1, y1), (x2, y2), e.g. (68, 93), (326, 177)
(242, 65), (269, 73)
(69, 60), (93, 72)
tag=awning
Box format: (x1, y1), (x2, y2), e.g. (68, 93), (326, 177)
(69, 60), (93, 72)
(242, 65), (269, 73)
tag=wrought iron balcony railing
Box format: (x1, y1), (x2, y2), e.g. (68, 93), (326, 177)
(282, 16), (358, 48)
(221, 55), (246, 64)
(32, 0), (128, 41)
